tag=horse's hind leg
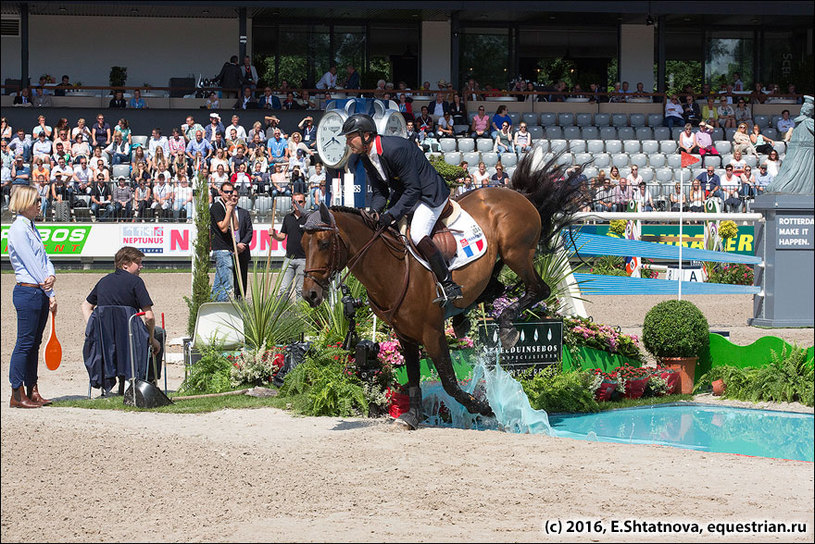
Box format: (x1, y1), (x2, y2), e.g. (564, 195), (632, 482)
(424, 331), (493, 417)
(394, 336), (424, 430)
(452, 258), (505, 339)
(497, 246), (550, 347)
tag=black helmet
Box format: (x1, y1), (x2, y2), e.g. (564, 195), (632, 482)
(338, 114), (377, 137)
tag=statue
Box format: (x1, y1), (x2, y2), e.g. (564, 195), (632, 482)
(766, 95), (814, 195)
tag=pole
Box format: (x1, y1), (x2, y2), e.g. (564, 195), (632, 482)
(264, 197), (277, 295)
(231, 212), (245, 299)
(678, 168), (684, 300)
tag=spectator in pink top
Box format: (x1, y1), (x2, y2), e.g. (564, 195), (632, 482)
(695, 121), (718, 156)
(470, 106), (490, 138)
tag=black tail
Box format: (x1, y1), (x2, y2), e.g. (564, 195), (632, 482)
(509, 148), (592, 252)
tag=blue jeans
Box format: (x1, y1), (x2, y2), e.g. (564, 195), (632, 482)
(91, 202), (114, 221)
(9, 285), (50, 389)
(278, 257), (306, 300)
(663, 115), (684, 129)
(112, 153), (130, 165)
(211, 249), (234, 301)
(271, 188), (291, 199)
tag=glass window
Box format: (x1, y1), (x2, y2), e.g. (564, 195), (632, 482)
(460, 27), (510, 89)
(705, 32), (754, 90)
(334, 25), (366, 83)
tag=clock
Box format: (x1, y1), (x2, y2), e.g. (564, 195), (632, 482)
(317, 109), (351, 169)
(377, 110), (407, 138)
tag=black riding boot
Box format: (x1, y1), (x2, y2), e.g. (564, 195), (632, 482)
(417, 236), (463, 305)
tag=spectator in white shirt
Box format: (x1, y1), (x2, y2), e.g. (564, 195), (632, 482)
(315, 66), (338, 90)
(226, 116), (247, 140)
(776, 109), (795, 135)
(663, 95), (685, 129)
(633, 181), (655, 211)
(625, 165), (643, 186)
(147, 128), (169, 160)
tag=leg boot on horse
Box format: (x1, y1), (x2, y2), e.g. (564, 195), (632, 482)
(417, 236), (462, 305)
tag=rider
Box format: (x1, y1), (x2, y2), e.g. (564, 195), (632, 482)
(339, 113), (463, 305)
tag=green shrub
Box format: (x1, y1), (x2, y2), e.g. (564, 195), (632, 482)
(519, 367), (600, 413)
(642, 300), (709, 358)
(608, 220), (627, 237)
(429, 156), (466, 188)
(178, 343), (234, 395)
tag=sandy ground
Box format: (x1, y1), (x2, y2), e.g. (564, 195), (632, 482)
(1, 272), (814, 542)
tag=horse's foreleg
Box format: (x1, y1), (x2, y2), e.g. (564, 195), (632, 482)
(498, 248), (551, 348)
(424, 333), (493, 417)
(395, 336), (423, 430)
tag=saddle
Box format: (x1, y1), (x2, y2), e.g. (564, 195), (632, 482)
(399, 199), (461, 262)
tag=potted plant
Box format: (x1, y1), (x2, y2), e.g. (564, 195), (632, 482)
(642, 300), (710, 394)
(590, 369), (619, 401)
(615, 364), (651, 399)
(109, 66), (128, 92)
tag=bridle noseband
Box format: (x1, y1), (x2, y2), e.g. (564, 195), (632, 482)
(303, 223), (347, 292)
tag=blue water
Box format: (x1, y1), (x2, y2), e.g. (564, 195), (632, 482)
(418, 355), (814, 462)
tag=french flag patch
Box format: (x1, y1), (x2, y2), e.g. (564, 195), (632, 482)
(460, 238), (474, 258)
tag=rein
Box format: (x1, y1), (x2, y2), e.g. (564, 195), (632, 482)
(305, 210), (411, 321)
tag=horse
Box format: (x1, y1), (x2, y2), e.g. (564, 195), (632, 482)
(300, 151), (588, 429)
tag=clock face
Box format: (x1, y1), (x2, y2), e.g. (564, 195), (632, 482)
(381, 111), (407, 138)
(317, 110), (350, 169)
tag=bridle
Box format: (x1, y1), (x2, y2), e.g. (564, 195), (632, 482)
(303, 222), (348, 293)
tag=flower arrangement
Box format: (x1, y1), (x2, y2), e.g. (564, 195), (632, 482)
(718, 220), (739, 240)
(706, 263), (754, 285)
(229, 347), (285, 387)
(39, 74), (55, 84)
(488, 295), (548, 320)
(445, 326), (475, 350)
(608, 219), (627, 237)
(377, 339), (405, 368)
(563, 316), (643, 361)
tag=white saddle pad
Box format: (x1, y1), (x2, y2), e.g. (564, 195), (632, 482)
(405, 206), (488, 271)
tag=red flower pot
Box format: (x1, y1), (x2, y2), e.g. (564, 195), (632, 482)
(712, 379), (726, 396)
(624, 376), (649, 399)
(595, 379), (617, 402)
(388, 391), (411, 419)
(658, 370), (680, 395)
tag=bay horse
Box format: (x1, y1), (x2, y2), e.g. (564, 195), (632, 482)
(300, 152), (588, 429)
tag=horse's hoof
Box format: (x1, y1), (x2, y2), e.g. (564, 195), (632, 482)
(499, 327), (519, 348)
(394, 412), (420, 430)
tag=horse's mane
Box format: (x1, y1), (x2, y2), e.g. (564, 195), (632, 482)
(330, 205), (364, 216)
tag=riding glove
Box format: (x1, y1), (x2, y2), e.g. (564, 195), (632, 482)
(378, 211), (396, 230)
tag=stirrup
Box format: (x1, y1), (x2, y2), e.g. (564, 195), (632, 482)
(432, 281), (463, 305)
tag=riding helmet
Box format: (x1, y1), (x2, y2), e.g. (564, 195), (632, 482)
(338, 114), (378, 137)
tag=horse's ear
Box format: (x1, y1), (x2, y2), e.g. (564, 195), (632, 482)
(319, 202), (334, 226)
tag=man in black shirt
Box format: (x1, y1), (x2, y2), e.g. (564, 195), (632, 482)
(81, 246), (164, 389)
(90, 175), (114, 221)
(271, 192), (308, 300)
(210, 181), (253, 300)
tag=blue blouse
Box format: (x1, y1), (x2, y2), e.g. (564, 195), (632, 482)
(7, 215), (55, 297)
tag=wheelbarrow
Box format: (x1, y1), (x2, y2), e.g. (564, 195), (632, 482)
(123, 311), (173, 408)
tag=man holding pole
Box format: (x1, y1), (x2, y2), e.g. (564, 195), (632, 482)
(210, 181), (253, 301)
(270, 193), (308, 300)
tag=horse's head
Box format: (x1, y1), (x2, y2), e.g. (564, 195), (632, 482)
(301, 203), (345, 307)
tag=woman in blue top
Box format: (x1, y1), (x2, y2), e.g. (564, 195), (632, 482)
(7, 185), (57, 408)
(490, 105), (512, 138)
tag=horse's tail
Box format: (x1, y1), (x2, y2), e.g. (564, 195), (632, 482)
(509, 147), (592, 252)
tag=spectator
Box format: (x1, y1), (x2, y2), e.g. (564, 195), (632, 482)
(13, 87), (33, 106)
(50, 173), (69, 213)
(739, 165), (756, 202)
(729, 149), (747, 177)
(776, 109), (795, 135)
(289, 165), (307, 195)
(269, 163), (291, 198)
(71, 133), (91, 163)
(267, 129), (288, 164)
(50, 155), (73, 182)
(490, 105), (512, 138)
(405, 120), (419, 146)
(234, 86), (258, 110)
(91, 115), (111, 149)
(134, 179), (151, 220)
(677, 123), (699, 154)
(682, 94), (701, 125)
(733, 98), (752, 127)
(755, 163), (774, 192)
(249, 145), (268, 173)
(316, 66), (338, 90)
(307, 163), (325, 207)
(90, 174), (114, 221)
(167, 127), (186, 159)
(732, 72), (744, 92)
(205, 113), (225, 143)
(71, 118), (92, 142)
(11, 156), (31, 192)
(633, 181), (655, 211)
(493, 121), (514, 154)
(147, 128), (169, 160)
(109, 90), (126, 109)
(263, 115), (283, 139)
(396, 93), (414, 122)
(470, 105), (490, 138)
(240, 55), (259, 90)
(247, 121), (267, 145)
(513, 122), (533, 153)
(717, 97), (736, 129)
(608, 165), (622, 185)
(594, 178), (614, 212)
(31, 132), (53, 161)
(632, 82), (650, 102)
(373, 79), (387, 99)
(436, 111), (455, 139)
(250, 161), (270, 195)
(701, 96), (719, 128)
(258, 87), (281, 110)
(186, 130), (213, 164)
(70, 157), (92, 202)
(54, 74), (71, 96)
(462, 78), (481, 102)
(721, 165), (742, 212)
(1, 117), (11, 140)
(270, 192), (309, 299)
(33, 87), (52, 108)
(448, 93), (467, 128)
(171, 152), (190, 179)
(151, 173), (172, 220)
(179, 116), (205, 144)
(749, 82), (766, 105)
(733, 123), (757, 156)
(663, 95), (685, 129)
(35, 175), (50, 219)
(718, 82), (734, 104)
(750, 124), (775, 155)
(670, 182), (687, 212)
(298, 116), (317, 152)
(32, 115), (53, 140)
(427, 92), (450, 119)
(210, 148), (229, 175)
(80, 246), (164, 390)
(225, 115), (247, 140)
(214, 55), (243, 98)
(343, 65), (360, 90)
(6, 185), (57, 408)
(287, 132), (314, 167)
(205, 91), (220, 110)
(490, 163), (510, 186)
(104, 133), (131, 165)
(9, 129), (32, 162)
(688, 179), (705, 212)
(172, 175), (193, 220)
(112, 176), (133, 219)
(129, 89), (146, 109)
(612, 177), (633, 212)
(51, 140), (71, 167)
(415, 106), (434, 143)
(697, 164), (722, 201)
(608, 82), (624, 103)
(626, 165), (643, 186)
(230, 162), (252, 196)
(473, 162), (490, 187)
(765, 149), (782, 178)
(114, 118), (132, 146)
(695, 121), (718, 156)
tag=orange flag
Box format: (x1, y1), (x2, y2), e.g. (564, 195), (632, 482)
(681, 151), (701, 168)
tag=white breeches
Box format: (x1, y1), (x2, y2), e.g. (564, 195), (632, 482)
(409, 200), (448, 245)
